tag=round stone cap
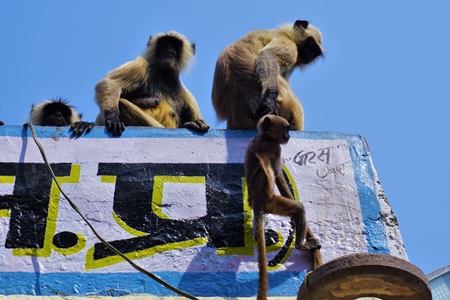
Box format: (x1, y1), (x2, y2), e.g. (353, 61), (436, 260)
(297, 253), (431, 300)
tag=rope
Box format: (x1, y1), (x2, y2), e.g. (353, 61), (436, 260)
(25, 123), (199, 300)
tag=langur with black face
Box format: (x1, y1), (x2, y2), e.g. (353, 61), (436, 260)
(212, 20), (323, 130)
(245, 115), (321, 300)
(29, 98), (94, 135)
(95, 31), (209, 136)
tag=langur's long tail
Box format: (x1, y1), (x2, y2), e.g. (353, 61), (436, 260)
(118, 98), (165, 127)
(254, 205), (268, 300)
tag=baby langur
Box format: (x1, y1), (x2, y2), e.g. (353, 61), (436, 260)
(30, 98), (94, 135)
(212, 20), (323, 130)
(95, 31), (209, 136)
(245, 115), (320, 300)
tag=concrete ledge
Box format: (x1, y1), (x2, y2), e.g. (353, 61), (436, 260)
(0, 126), (407, 298)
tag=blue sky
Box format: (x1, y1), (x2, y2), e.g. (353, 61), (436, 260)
(0, 1), (449, 276)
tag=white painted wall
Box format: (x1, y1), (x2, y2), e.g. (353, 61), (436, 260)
(0, 126), (406, 299)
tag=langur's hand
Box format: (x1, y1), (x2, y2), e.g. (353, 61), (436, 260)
(70, 121), (94, 136)
(181, 119), (210, 132)
(253, 90), (278, 122)
(134, 97), (160, 109)
(104, 109), (125, 137)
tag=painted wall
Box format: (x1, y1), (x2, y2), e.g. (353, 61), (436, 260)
(0, 126), (407, 299)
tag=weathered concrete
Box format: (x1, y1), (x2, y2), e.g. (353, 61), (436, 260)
(0, 125), (409, 299)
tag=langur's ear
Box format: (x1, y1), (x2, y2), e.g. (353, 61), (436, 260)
(78, 113), (83, 120)
(294, 20), (309, 29)
(191, 43), (196, 55)
(147, 35), (153, 47)
(262, 116), (271, 133)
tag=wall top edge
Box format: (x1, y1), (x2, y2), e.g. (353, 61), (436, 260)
(0, 125), (363, 141)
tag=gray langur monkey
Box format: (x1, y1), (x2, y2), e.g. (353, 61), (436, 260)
(214, 20), (324, 270)
(212, 20), (323, 130)
(29, 98), (94, 135)
(245, 114), (321, 300)
(95, 31), (210, 136)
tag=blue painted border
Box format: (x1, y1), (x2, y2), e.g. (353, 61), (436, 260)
(0, 271), (306, 297)
(0, 125), (389, 296)
(345, 135), (389, 254)
(2, 124), (364, 140)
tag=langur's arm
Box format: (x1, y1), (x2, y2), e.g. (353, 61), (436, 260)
(95, 78), (122, 111)
(179, 88), (210, 132)
(253, 40), (297, 121)
(95, 60), (147, 136)
(95, 78), (124, 136)
(253, 49), (279, 120)
(95, 60), (147, 111)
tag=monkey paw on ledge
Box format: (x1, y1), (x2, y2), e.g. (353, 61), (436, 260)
(0, 125), (425, 299)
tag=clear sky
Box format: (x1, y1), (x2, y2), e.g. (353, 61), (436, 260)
(0, 1), (449, 276)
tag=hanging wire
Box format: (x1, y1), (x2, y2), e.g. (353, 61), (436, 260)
(25, 123), (199, 300)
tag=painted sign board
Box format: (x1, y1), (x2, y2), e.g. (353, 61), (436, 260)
(0, 125), (407, 298)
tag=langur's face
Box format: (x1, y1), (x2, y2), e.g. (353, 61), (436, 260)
(280, 124), (290, 144)
(297, 37), (323, 65)
(156, 36), (182, 62)
(42, 102), (73, 126)
(259, 115), (291, 144)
